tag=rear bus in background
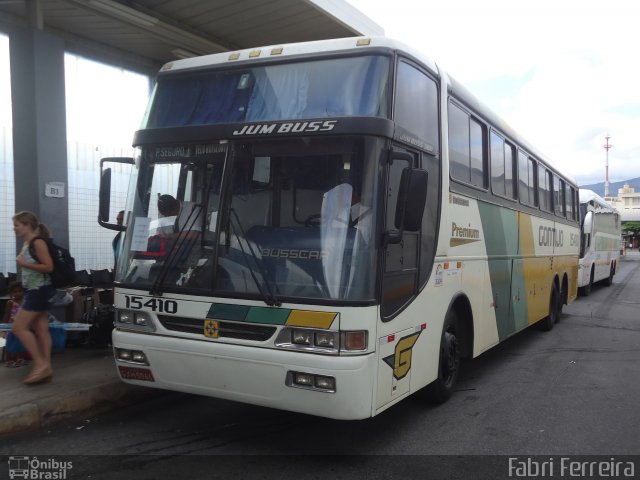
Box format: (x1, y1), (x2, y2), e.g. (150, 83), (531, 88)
(578, 189), (621, 295)
(98, 37), (580, 419)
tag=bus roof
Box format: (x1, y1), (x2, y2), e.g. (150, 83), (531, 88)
(579, 189), (619, 213)
(158, 35), (576, 186)
(159, 36), (437, 74)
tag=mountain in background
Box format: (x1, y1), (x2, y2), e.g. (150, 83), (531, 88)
(579, 177), (640, 197)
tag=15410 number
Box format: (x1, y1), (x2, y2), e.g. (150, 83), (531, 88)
(124, 295), (178, 314)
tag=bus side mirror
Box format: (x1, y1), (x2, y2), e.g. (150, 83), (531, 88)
(98, 157), (134, 231)
(385, 168), (428, 245)
(582, 211), (593, 235)
(99, 168), (112, 223)
(395, 168), (428, 232)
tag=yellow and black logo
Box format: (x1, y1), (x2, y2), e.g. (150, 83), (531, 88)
(204, 319), (219, 338)
(383, 332), (421, 380)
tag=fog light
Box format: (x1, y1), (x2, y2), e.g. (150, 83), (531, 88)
(116, 348), (132, 361)
(132, 351), (147, 363)
(292, 329), (312, 345)
(116, 348), (149, 365)
(315, 332), (335, 348)
(315, 375), (336, 391)
(293, 372), (314, 386)
(342, 331), (367, 351)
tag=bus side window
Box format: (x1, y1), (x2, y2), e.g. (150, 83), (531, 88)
(538, 165), (552, 212)
(449, 101), (487, 189)
(395, 61), (439, 155)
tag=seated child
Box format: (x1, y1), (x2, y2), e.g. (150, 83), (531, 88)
(2, 281), (29, 367)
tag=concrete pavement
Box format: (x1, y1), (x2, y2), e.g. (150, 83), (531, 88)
(1, 251), (638, 438)
(0, 344), (158, 437)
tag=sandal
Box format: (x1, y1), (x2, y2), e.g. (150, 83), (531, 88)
(24, 365), (54, 385)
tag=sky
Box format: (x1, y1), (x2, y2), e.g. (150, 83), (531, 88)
(3, 3), (640, 185)
(347, 0), (640, 185)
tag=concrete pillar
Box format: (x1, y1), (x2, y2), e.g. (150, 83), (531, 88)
(9, 26), (69, 248)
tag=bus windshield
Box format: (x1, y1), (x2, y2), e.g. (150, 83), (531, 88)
(117, 136), (382, 303)
(143, 55), (390, 128)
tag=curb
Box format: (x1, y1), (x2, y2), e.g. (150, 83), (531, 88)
(0, 382), (158, 437)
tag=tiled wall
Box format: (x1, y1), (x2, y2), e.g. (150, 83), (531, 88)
(0, 133), (133, 274)
(0, 127), (16, 275)
(67, 142), (133, 271)
(1, 43), (148, 276)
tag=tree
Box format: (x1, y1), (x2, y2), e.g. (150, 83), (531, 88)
(622, 221), (640, 234)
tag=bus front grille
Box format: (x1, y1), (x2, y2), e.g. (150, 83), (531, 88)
(157, 315), (277, 341)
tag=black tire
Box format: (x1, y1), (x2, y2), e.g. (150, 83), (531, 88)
(424, 310), (461, 404)
(538, 283), (559, 331)
(603, 263), (614, 286)
(581, 268), (594, 297)
(557, 283), (565, 320)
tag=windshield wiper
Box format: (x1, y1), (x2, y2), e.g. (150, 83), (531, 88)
(228, 208), (281, 307)
(150, 203), (203, 296)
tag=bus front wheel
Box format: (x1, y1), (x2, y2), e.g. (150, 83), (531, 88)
(424, 310), (460, 404)
(581, 268), (594, 296)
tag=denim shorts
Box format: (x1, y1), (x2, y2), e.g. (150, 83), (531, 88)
(22, 285), (55, 312)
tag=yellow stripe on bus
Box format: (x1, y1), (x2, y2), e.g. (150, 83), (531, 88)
(285, 310), (338, 329)
(519, 214), (548, 324)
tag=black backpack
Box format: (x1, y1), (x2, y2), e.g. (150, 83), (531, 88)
(29, 236), (77, 288)
(87, 304), (115, 347)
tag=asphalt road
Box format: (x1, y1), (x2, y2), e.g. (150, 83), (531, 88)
(2, 255), (639, 479)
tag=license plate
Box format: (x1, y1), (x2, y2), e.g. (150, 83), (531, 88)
(118, 366), (155, 382)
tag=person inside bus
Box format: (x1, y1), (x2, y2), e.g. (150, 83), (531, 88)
(150, 194), (203, 235)
(147, 194), (202, 260)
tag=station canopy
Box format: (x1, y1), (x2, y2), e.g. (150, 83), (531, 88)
(0, 0), (383, 70)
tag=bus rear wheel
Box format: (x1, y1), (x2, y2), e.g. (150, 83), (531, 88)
(424, 310), (460, 404)
(538, 283), (559, 331)
(604, 263), (614, 286)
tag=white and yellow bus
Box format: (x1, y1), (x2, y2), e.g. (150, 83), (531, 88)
(578, 189), (620, 296)
(99, 37), (579, 420)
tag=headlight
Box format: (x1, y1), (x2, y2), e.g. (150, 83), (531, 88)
(115, 309), (156, 332)
(134, 312), (152, 327)
(292, 329), (312, 345)
(275, 328), (340, 354)
(315, 332), (335, 348)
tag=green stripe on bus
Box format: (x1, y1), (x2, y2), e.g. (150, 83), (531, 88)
(206, 303), (292, 325)
(478, 202), (521, 340)
(245, 307), (291, 325)
(207, 303), (250, 321)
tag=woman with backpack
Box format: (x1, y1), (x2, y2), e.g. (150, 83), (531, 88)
(11, 211), (55, 384)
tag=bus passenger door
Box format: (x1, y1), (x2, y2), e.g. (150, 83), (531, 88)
(377, 148), (422, 409)
(380, 149), (420, 319)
